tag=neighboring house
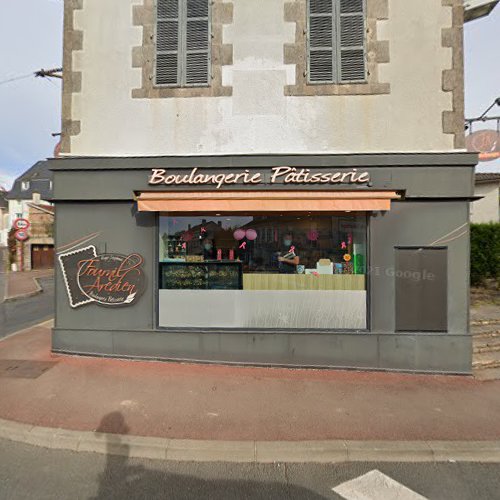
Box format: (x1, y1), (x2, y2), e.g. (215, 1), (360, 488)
(24, 203), (55, 270)
(6, 161), (53, 225)
(6, 161), (54, 270)
(0, 188), (8, 247)
(471, 173), (500, 223)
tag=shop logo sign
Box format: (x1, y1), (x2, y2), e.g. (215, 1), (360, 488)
(465, 129), (500, 162)
(58, 245), (145, 308)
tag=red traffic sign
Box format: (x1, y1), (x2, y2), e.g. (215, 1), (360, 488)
(13, 218), (30, 230)
(14, 229), (29, 242)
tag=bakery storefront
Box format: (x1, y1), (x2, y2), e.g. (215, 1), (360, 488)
(51, 154), (475, 373)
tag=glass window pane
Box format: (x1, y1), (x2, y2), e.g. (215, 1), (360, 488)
(159, 214), (367, 330)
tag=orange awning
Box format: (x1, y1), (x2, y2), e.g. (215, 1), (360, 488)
(137, 191), (400, 212)
(137, 191), (400, 213)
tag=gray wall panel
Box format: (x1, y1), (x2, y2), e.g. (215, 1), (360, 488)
(55, 202), (156, 331)
(378, 336), (418, 370)
(415, 335), (472, 372)
(53, 166), (474, 200)
(52, 328), (472, 373)
(52, 328), (114, 354)
(370, 201), (469, 335)
(395, 248), (448, 332)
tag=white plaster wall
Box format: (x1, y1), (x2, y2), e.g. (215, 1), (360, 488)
(70, 0), (456, 156)
(8, 200), (29, 227)
(0, 210), (8, 246)
(471, 183), (500, 223)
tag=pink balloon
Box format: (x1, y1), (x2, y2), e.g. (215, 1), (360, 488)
(307, 230), (319, 241)
(245, 229), (257, 241)
(233, 229), (246, 240)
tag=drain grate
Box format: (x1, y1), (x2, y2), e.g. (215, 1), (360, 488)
(0, 360), (58, 379)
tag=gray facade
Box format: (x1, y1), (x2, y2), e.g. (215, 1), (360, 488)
(51, 153), (476, 374)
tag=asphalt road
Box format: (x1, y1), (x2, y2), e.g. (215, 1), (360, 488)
(0, 277), (54, 339)
(0, 438), (498, 500)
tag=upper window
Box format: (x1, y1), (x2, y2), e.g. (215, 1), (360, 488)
(21, 181), (30, 191)
(307, 0), (366, 84)
(155, 0), (211, 87)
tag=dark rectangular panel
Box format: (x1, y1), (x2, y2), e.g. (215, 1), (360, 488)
(395, 247), (447, 332)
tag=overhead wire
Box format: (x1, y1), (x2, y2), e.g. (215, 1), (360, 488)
(0, 67), (63, 87)
(0, 73), (35, 87)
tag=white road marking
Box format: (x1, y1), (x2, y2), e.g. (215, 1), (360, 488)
(332, 469), (428, 500)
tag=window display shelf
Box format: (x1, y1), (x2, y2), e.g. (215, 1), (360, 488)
(160, 261), (243, 290)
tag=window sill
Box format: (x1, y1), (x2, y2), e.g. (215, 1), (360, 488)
(285, 82), (390, 97)
(132, 85), (232, 99)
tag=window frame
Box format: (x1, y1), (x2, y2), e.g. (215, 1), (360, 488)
(155, 211), (371, 333)
(154, 0), (212, 88)
(306, 0), (367, 85)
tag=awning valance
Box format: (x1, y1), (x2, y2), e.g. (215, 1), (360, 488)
(136, 190), (400, 213)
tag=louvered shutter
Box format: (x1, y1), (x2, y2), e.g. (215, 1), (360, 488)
(338, 0), (365, 82)
(156, 0), (180, 85)
(308, 0), (336, 83)
(185, 0), (210, 85)
(307, 0), (366, 84)
(155, 0), (210, 87)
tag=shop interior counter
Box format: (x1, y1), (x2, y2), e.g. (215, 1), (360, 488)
(242, 273), (365, 290)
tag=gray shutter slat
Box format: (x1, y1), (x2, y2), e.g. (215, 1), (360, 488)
(340, 49), (365, 81)
(310, 0), (333, 14)
(339, 1), (365, 82)
(158, 0), (178, 19)
(186, 19), (209, 51)
(186, 53), (209, 85)
(187, 0), (208, 18)
(185, 0), (209, 85)
(340, 14), (364, 47)
(310, 16), (333, 47)
(157, 54), (179, 85)
(339, 0), (363, 14)
(308, 0), (334, 83)
(157, 20), (178, 51)
(156, 0), (180, 86)
(309, 50), (334, 82)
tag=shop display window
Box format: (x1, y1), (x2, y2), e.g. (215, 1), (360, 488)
(158, 214), (367, 330)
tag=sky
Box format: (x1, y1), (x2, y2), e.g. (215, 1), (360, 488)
(0, 0), (499, 190)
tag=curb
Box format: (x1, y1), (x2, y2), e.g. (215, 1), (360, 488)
(1, 418), (499, 463)
(4, 275), (44, 303)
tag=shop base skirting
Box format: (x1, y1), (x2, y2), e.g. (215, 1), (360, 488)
(51, 328), (472, 374)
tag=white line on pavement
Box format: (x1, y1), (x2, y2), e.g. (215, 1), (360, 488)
(333, 469), (428, 500)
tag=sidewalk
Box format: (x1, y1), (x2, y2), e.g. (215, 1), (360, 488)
(4, 269), (54, 301)
(1, 321), (500, 444)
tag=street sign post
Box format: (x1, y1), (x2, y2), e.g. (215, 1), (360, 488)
(13, 230), (29, 272)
